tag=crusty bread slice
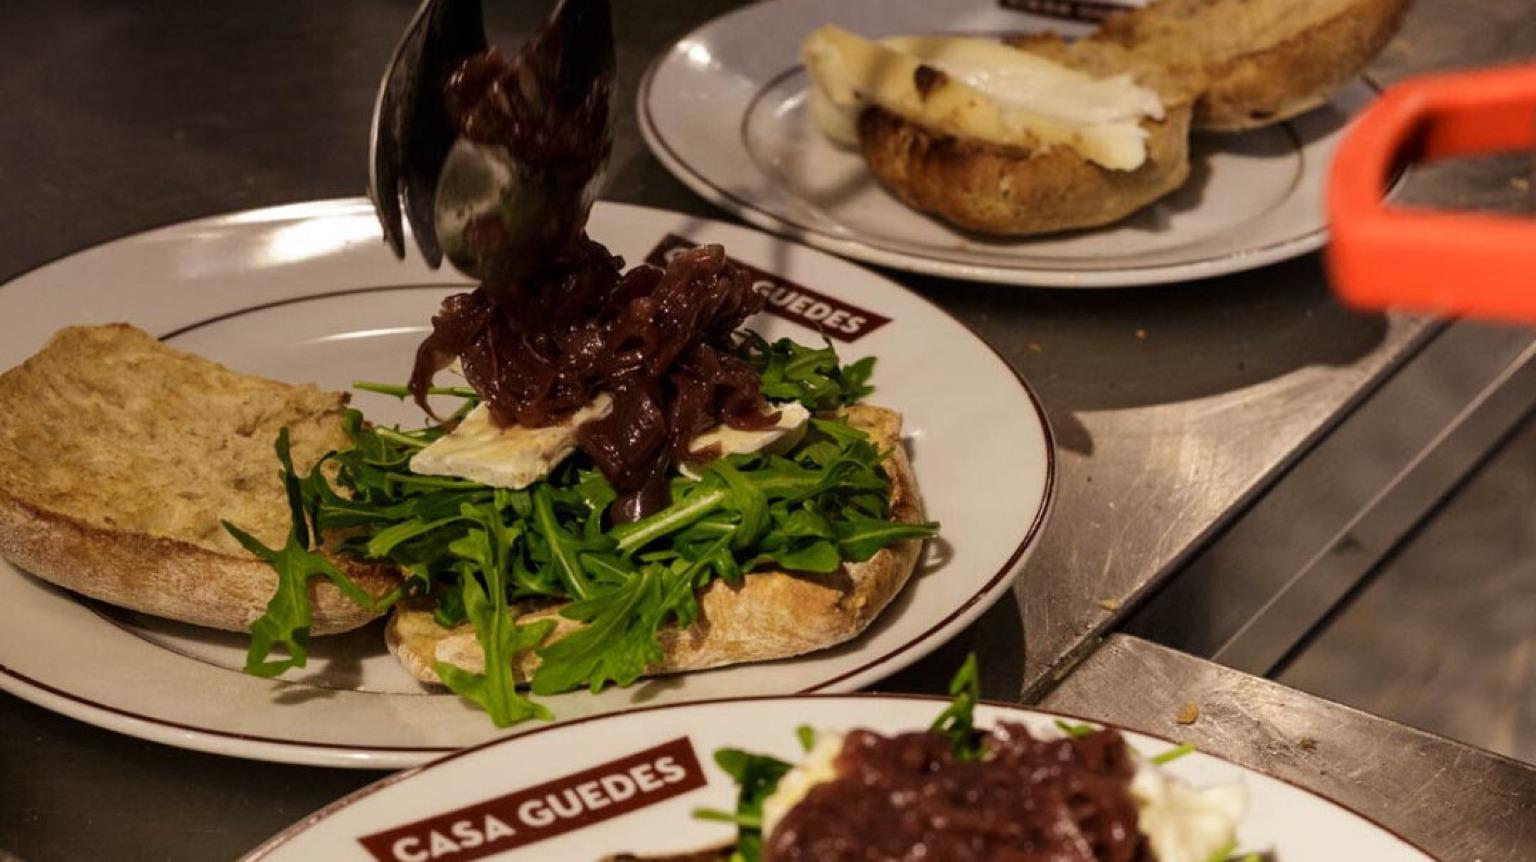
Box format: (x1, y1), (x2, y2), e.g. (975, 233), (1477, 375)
(858, 36), (1195, 237)
(1095, 0), (1411, 131)
(386, 404), (926, 684)
(0, 324), (398, 634)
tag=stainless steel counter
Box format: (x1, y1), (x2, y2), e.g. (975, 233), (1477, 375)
(1044, 636), (1536, 862)
(0, 1), (1532, 860)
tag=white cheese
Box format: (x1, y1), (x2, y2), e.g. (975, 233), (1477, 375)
(801, 26), (1164, 171)
(681, 401), (811, 478)
(760, 731), (846, 840)
(1130, 758), (1250, 862)
(409, 394), (613, 489)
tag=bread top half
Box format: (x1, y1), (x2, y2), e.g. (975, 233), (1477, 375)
(0, 324), (349, 556)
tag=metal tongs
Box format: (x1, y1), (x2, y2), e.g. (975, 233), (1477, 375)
(1328, 63), (1536, 322)
(367, 0), (614, 283)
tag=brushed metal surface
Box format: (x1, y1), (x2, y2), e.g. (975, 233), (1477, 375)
(1276, 410), (1536, 764)
(1125, 323), (1536, 675)
(1043, 635), (1536, 862)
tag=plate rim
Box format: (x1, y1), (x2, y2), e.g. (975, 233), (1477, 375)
(635, 0), (1373, 287)
(240, 691), (1443, 862)
(0, 197), (1055, 768)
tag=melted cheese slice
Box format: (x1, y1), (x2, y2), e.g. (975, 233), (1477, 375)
(801, 26), (1164, 170)
(409, 395), (614, 489)
(681, 401), (811, 478)
(411, 397), (810, 489)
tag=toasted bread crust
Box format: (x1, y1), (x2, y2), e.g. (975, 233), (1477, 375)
(856, 37), (1194, 237)
(0, 490), (397, 634)
(386, 404), (926, 683)
(1098, 0), (1411, 131)
(0, 324), (397, 634)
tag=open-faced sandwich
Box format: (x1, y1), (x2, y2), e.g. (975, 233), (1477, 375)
(800, 0), (1411, 236)
(0, 268), (934, 729)
(612, 659), (1253, 862)
(0, 8), (938, 728)
(0, 254), (934, 729)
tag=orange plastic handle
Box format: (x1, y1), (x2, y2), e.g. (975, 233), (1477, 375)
(1327, 63), (1536, 322)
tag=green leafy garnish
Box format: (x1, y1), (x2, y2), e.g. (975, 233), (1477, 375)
(795, 724), (816, 753)
(701, 658), (986, 859)
(929, 653), (985, 761)
(698, 748), (793, 862)
(428, 499), (554, 727)
(1054, 719), (1097, 739)
(222, 429), (387, 678)
(234, 336), (938, 726)
(1150, 741), (1198, 765)
(1204, 840), (1262, 862)
(744, 333), (876, 411)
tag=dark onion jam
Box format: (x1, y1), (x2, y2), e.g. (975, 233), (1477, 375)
(764, 725), (1154, 862)
(409, 239), (777, 522)
(412, 47), (778, 522)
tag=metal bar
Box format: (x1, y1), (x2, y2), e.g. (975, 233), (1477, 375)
(1122, 321), (1536, 676)
(1042, 635), (1536, 862)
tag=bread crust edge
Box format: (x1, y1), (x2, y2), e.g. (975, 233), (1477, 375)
(1099, 0), (1412, 132)
(0, 489), (397, 635)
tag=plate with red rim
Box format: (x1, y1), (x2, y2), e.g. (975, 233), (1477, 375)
(0, 198), (1052, 768)
(241, 694), (1439, 861)
(638, 0), (1384, 288)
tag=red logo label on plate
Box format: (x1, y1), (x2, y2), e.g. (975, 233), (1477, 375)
(999, 0), (1141, 22)
(644, 234), (891, 342)
(357, 736), (708, 862)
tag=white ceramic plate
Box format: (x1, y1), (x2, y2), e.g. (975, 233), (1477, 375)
(243, 695), (1438, 861)
(639, 0), (1381, 287)
(0, 199), (1052, 768)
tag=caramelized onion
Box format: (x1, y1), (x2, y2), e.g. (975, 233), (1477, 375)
(409, 238), (777, 521)
(419, 45), (776, 521)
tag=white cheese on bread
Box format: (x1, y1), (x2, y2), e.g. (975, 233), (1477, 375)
(409, 395), (613, 489)
(681, 401), (811, 478)
(411, 398), (810, 488)
(801, 26), (1164, 170)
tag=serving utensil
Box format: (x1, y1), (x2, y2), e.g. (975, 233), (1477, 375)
(368, 0), (614, 281)
(1327, 63), (1536, 322)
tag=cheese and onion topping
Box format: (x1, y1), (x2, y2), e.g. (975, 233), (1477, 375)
(760, 730), (846, 840)
(410, 395), (615, 489)
(680, 401), (811, 479)
(758, 727), (1248, 862)
(412, 397), (811, 489)
(801, 25), (1165, 170)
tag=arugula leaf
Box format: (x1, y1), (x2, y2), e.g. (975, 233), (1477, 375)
(929, 653), (985, 761)
(431, 501), (554, 727)
(707, 460), (769, 550)
(743, 333), (875, 411)
(531, 565), (680, 695)
(225, 429), (380, 677)
(707, 747), (793, 862)
(835, 514), (941, 562)
(532, 484), (595, 600)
